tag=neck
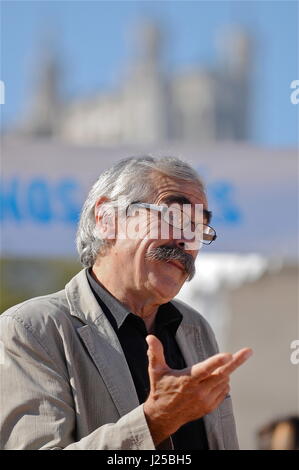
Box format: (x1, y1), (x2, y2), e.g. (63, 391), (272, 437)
(91, 264), (160, 332)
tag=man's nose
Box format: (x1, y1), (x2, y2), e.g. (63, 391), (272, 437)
(171, 228), (200, 253)
(167, 224), (198, 251)
(169, 224), (190, 249)
(175, 240), (186, 251)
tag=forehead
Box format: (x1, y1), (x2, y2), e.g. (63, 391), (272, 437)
(151, 172), (208, 208)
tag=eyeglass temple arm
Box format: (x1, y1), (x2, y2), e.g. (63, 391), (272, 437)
(132, 202), (165, 212)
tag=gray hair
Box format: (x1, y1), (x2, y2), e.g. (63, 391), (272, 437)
(76, 155), (206, 267)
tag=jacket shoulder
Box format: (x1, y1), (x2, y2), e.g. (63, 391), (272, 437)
(171, 298), (211, 328)
(1, 289), (68, 323)
(0, 289), (76, 352)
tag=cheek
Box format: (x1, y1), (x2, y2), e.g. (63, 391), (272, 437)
(123, 239), (157, 273)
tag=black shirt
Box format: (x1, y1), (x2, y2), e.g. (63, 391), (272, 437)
(86, 268), (209, 450)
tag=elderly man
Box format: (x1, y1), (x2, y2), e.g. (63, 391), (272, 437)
(0, 156), (252, 450)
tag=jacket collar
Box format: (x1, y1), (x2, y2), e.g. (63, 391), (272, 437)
(65, 268), (140, 416)
(65, 268), (105, 326)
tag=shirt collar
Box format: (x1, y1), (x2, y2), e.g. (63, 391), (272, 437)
(155, 302), (183, 333)
(86, 268), (130, 329)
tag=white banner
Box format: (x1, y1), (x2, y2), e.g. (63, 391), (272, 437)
(1, 138), (297, 259)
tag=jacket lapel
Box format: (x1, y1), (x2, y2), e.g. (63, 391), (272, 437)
(65, 269), (139, 418)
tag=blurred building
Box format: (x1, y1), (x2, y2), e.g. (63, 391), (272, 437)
(13, 22), (251, 145)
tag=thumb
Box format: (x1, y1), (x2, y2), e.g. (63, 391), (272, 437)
(146, 334), (168, 371)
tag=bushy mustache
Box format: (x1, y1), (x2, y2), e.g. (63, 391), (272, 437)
(145, 245), (196, 281)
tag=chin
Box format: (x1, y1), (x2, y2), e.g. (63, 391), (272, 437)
(147, 272), (185, 302)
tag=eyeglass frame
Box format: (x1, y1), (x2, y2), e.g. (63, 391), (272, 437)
(127, 202), (217, 245)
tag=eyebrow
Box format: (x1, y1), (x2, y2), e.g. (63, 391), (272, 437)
(162, 195), (212, 223)
(162, 195), (191, 205)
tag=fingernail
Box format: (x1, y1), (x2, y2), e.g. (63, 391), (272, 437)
(244, 350), (253, 360)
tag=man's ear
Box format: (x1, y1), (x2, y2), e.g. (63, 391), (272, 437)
(94, 197), (116, 240)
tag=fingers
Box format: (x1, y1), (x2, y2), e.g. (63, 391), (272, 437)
(200, 372), (229, 392)
(209, 383), (231, 410)
(194, 378), (230, 417)
(190, 353), (233, 382)
(146, 335), (168, 371)
(190, 347), (253, 385)
(212, 348), (253, 377)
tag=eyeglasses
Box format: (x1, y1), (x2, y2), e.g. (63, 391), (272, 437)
(128, 202), (217, 245)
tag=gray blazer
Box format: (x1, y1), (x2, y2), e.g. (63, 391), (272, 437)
(0, 269), (239, 450)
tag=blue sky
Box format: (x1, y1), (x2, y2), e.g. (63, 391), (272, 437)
(1, 0), (298, 147)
